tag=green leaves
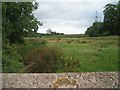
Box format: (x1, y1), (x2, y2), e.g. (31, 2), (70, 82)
(2, 2), (41, 72)
(85, 22), (104, 37)
(2, 44), (24, 73)
(103, 3), (118, 35)
(2, 2), (40, 43)
(86, 1), (120, 37)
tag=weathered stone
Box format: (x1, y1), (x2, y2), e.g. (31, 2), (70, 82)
(1, 72), (118, 88)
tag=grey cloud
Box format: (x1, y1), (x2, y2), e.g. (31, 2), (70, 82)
(34, 0), (119, 34)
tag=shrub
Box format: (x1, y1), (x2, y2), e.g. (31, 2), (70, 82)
(23, 46), (63, 73)
(56, 56), (80, 72)
(81, 40), (87, 43)
(66, 40), (71, 43)
(57, 38), (61, 40)
(2, 44), (24, 73)
(70, 39), (74, 42)
(78, 40), (88, 44)
(22, 45), (80, 73)
(78, 41), (81, 43)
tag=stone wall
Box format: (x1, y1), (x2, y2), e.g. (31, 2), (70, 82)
(2, 72), (119, 88)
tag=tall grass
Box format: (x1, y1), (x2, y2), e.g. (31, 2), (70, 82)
(47, 36), (118, 72)
(3, 36), (118, 72)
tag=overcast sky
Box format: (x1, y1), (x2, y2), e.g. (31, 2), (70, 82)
(34, 0), (118, 34)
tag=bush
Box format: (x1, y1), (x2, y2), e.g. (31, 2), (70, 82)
(103, 31), (110, 36)
(23, 45), (80, 73)
(66, 40), (71, 43)
(2, 44), (24, 73)
(56, 56), (80, 72)
(81, 40), (87, 43)
(23, 46), (63, 73)
(57, 38), (61, 40)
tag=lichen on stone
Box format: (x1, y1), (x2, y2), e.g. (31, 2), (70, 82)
(52, 76), (77, 88)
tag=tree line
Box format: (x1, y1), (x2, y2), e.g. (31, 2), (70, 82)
(85, 1), (120, 37)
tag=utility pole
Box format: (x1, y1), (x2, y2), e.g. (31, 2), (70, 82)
(95, 11), (98, 22)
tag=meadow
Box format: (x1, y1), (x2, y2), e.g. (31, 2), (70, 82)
(3, 35), (118, 73)
(23, 35), (118, 72)
(44, 36), (118, 72)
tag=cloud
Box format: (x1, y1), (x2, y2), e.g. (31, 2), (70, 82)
(34, 0), (119, 34)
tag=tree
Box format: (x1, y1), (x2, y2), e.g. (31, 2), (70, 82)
(117, 1), (120, 35)
(86, 1), (120, 36)
(2, 2), (41, 43)
(103, 3), (118, 35)
(85, 22), (104, 37)
(46, 28), (52, 34)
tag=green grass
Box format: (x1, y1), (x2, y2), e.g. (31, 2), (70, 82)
(47, 36), (118, 72)
(4, 35), (118, 72)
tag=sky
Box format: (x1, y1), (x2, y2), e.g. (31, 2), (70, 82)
(34, 0), (118, 34)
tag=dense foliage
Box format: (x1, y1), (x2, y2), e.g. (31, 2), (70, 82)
(85, 1), (120, 36)
(2, 43), (24, 72)
(85, 22), (104, 37)
(2, 2), (40, 43)
(2, 2), (40, 72)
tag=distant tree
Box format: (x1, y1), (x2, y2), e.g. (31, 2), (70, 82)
(46, 29), (64, 35)
(46, 28), (52, 34)
(51, 31), (57, 35)
(60, 33), (64, 35)
(85, 22), (104, 37)
(2, 2), (41, 43)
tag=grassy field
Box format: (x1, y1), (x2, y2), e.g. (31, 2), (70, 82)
(9, 35), (118, 73)
(41, 35), (118, 72)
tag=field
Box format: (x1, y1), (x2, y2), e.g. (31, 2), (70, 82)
(3, 35), (118, 73)
(25, 35), (118, 72)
